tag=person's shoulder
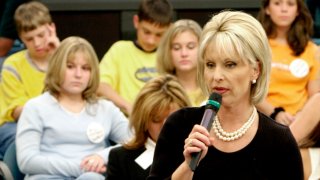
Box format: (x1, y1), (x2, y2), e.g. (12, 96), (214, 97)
(258, 111), (291, 133)
(95, 98), (124, 114)
(3, 50), (27, 65)
(166, 106), (204, 126)
(110, 145), (126, 154)
(306, 40), (319, 52)
(307, 40), (318, 46)
(97, 98), (117, 107)
(24, 92), (52, 108)
(179, 106), (205, 116)
(101, 41), (135, 61)
(110, 145), (146, 158)
(111, 40), (134, 49)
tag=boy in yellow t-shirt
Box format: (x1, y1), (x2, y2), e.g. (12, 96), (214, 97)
(98, 0), (173, 116)
(0, 1), (60, 159)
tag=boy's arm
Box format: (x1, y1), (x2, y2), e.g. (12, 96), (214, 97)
(1, 65), (29, 122)
(97, 82), (132, 116)
(12, 106), (23, 120)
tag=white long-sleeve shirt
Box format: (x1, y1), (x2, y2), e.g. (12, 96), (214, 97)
(16, 92), (132, 179)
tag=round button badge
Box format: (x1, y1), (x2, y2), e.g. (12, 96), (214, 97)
(289, 59), (309, 78)
(86, 122), (105, 143)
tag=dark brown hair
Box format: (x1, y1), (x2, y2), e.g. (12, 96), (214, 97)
(257, 0), (313, 56)
(137, 0), (174, 27)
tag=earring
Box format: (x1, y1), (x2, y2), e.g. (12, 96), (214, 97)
(252, 79), (256, 84)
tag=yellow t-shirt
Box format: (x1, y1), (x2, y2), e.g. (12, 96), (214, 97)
(0, 50), (46, 125)
(99, 41), (158, 104)
(186, 88), (207, 107)
(267, 39), (320, 114)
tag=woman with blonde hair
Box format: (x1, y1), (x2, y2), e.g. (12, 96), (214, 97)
(16, 36), (132, 179)
(157, 19), (206, 106)
(107, 74), (191, 180)
(148, 11), (302, 180)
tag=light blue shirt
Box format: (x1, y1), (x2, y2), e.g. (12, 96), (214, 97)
(16, 92), (132, 179)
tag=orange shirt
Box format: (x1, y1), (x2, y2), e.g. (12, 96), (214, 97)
(267, 39), (320, 114)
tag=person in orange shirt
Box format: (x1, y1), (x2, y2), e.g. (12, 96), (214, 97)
(257, 0), (320, 179)
(257, 0), (319, 123)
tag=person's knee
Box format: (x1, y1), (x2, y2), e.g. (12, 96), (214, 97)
(0, 123), (17, 158)
(77, 172), (105, 180)
(1, 122), (17, 139)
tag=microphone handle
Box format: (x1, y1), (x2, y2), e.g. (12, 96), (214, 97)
(189, 150), (202, 171)
(189, 108), (216, 171)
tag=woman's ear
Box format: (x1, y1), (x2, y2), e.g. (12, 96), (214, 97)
(265, 7), (270, 15)
(252, 61), (261, 81)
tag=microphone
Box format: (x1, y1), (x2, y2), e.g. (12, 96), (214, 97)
(189, 92), (222, 171)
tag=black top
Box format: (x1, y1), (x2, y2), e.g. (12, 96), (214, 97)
(148, 106), (303, 180)
(107, 146), (150, 180)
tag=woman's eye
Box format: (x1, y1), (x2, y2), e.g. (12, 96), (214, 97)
(82, 66), (91, 71)
(187, 43), (196, 49)
(66, 64), (73, 68)
(172, 45), (181, 51)
(206, 62), (215, 69)
(225, 62), (236, 68)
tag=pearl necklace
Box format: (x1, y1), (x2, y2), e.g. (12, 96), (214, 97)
(212, 107), (257, 142)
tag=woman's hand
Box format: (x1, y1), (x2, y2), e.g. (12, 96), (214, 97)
(80, 154), (106, 173)
(183, 125), (212, 168)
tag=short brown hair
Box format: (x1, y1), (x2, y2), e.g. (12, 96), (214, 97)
(137, 0), (174, 27)
(14, 1), (52, 34)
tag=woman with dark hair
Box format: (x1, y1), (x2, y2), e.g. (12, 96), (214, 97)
(257, 0), (320, 179)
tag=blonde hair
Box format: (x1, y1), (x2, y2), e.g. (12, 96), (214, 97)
(124, 74), (191, 149)
(197, 11), (271, 104)
(157, 19), (202, 75)
(44, 36), (100, 103)
(14, 1), (52, 34)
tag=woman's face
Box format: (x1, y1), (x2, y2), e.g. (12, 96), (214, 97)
(266, 0), (298, 29)
(148, 103), (179, 142)
(171, 31), (199, 74)
(60, 51), (91, 98)
(203, 43), (259, 107)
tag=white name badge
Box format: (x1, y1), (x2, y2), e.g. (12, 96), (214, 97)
(289, 59), (309, 78)
(86, 122), (105, 143)
(135, 149), (154, 170)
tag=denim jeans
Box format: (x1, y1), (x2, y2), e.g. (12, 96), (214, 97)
(0, 122), (16, 160)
